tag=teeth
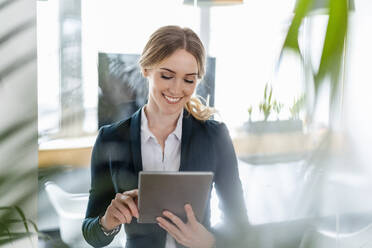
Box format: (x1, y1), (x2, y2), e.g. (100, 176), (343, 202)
(164, 95), (181, 103)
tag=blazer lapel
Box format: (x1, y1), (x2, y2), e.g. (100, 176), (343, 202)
(179, 109), (192, 171)
(130, 107), (143, 173)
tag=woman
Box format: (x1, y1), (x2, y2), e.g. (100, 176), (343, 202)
(82, 25), (248, 248)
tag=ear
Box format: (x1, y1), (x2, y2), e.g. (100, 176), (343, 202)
(141, 68), (148, 77)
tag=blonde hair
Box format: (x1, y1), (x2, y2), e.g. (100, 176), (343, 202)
(139, 25), (215, 121)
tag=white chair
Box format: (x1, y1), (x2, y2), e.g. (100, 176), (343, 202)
(44, 181), (126, 248)
(299, 222), (372, 248)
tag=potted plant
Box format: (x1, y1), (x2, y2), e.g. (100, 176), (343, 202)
(244, 84), (303, 134)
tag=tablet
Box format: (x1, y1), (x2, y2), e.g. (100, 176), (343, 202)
(137, 171), (214, 224)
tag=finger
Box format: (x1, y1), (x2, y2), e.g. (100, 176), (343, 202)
(123, 189), (138, 198)
(110, 205), (127, 224)
(119, 194), (139, 218)
(113, 200), (132, 223)
(184, 204), (197, 224)
(157, 217), (184, 242)
(163, 210), (187, 232)
(122, 190), (139, 206)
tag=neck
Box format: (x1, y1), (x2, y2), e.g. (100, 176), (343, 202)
(144, 104), (182, 130)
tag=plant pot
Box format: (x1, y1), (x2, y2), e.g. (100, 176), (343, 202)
(243, 120), (303, 134)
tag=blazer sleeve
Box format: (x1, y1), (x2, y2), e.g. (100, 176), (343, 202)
(211, 122), (249, 247)
(82, 126), (121, 247)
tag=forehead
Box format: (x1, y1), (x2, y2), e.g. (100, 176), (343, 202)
(157, 49), (198, 75)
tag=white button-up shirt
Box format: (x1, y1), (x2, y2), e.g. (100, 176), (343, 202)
(140, 106), (183, 248)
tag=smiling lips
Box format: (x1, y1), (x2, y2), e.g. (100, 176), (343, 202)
(163, 94), (182, 104)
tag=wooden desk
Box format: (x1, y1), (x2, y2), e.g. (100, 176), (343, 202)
(38, 129), (328, 167)
(38, 136), (96, 168)
(232, 129), (326, 164)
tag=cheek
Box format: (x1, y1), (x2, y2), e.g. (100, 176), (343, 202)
(149, 79), (164, 94)
(148, 82), (156, 96)
(184, 84), (197, 97)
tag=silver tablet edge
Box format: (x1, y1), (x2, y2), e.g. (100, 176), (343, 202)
(139, 171), (214, 176)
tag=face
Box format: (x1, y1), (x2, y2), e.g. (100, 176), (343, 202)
(143, 49), (199, 116)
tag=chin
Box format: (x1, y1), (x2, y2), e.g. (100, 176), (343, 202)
(160, 103), (184, 116)
(161, 107), (183, 116)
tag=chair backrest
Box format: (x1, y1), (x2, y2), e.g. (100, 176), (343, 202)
(44, 181), (126, 247)
(44, 181), (91, 247)
(45, 181), (89, 218)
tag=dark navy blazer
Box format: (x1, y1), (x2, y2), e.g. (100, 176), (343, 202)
(82, 108), (248, 248)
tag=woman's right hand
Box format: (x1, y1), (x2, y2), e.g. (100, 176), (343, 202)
(100, 189), (139, 231)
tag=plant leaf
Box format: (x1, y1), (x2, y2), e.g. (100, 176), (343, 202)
(282, 0), (314, 53)
(314, 0), (348, 107)
(0, 232), (33, 245)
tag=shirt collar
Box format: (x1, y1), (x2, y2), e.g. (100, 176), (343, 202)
(173, 110), (183, 141)
(141, 106), (154, 142)
(141, 106), (183, 142)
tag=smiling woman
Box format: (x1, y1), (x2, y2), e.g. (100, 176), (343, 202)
(82, 25), (248, 248)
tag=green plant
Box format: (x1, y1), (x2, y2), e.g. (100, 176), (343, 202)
(0, 206), (47, 246)
(258, 83), (273, 121)
(280, 0), (349, 123)
(289, 94), (305, 120)
(247, 106), (253, 122)
(280, 0), (352, 227)
(272, 100), (284, 120)
(0, 116), (45, 246)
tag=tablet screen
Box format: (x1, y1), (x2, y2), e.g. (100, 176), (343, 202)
(138, 171), (214, 224)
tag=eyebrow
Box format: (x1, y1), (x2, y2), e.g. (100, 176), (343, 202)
(160, 67), (198, 76)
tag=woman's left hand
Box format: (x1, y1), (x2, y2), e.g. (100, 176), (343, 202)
(157, 204), (215, 248)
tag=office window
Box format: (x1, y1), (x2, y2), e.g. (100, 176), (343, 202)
(209, 0), (298, 130)
(37, 0), (60, 140)
(37, 0), (201, 140)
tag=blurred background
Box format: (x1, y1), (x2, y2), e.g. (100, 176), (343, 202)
(1, 0), (372, 247)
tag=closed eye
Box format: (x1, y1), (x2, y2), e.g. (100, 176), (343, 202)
(184, 79), (194, 84)
(161, 75), (173, 80)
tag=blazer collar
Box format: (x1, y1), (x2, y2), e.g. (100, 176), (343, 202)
(130, 107), (143, 173)
(130, 107), (193, 173)
(180, 109), (192, 171)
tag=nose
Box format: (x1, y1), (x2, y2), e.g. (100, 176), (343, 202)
(168, 77), (183, 96)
